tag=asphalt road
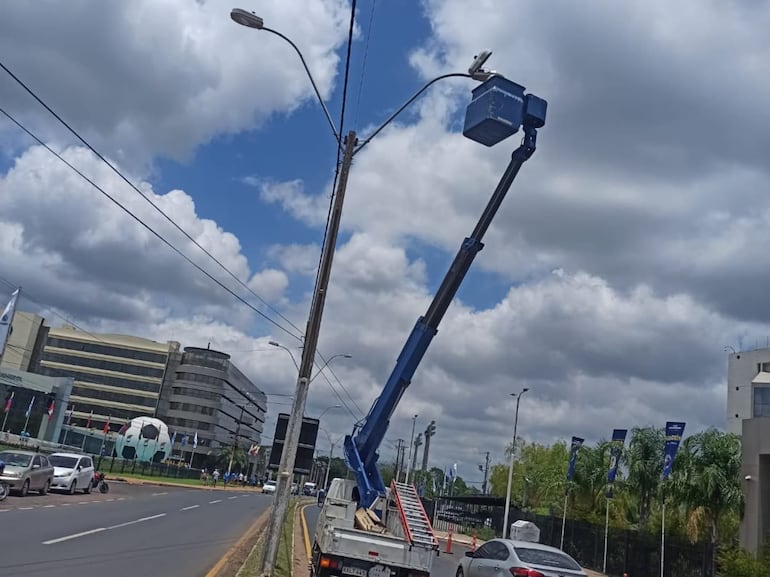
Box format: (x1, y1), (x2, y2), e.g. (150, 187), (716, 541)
(0, 482), (272, 577)
(302, 502), (466, 577)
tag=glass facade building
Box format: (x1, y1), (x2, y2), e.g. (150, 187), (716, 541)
(156, 347), (267, 464)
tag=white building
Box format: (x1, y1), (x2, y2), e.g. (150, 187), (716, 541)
(726, 347), (770, 435)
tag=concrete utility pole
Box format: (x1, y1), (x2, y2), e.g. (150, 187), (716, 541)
(408, 433), (422, 484)
(482, 451), (490, 495)
(395, 439), (405, 481)
(323, 439), (336, 491)
(405, 414), (418, 484)
(421, 420), (436, 472)
(259, 131), (357, 577)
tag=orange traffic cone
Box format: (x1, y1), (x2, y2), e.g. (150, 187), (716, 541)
(445, 528), (454, 554)
(471, 531), (477, 552)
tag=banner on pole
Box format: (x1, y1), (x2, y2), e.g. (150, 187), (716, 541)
(606, 428), (628, 497)
(566, 436), (584, 482)
(662, 421), (686, 480)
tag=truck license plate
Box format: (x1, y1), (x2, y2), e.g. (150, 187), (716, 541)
(342, 567), (367, 577)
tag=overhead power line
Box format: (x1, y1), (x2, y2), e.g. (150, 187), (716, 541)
(0, 105), (301, 342)
(0, 59), (304, 342)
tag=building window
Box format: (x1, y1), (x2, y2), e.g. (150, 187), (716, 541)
(753, 386), (770, 417)
(46, 337), (168, 364)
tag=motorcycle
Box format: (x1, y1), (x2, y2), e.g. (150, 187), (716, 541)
(93, 471), (109, 494)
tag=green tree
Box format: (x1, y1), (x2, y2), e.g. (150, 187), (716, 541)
(625, 426), (665, 528)
(488, 439), (569, 514)
(670, 429), (742, 571)
(218, 444), (248, 472)
(571, 440), (612, 522)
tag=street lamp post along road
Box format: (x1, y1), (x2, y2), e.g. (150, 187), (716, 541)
(502, 387), (529, 539)
(232, 9), (502, 577)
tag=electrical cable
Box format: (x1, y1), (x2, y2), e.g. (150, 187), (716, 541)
(0, 59), (304, 342)
(0, 106), (302, 342)
(353, 0), (377, 130)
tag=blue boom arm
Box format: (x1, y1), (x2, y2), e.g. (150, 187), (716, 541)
(344, 91), (547, 510)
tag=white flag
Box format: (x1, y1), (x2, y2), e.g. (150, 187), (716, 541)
(193, 431), (198, 449)
(0, 288), (20, 358)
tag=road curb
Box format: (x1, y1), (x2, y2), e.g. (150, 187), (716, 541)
(204, 507), (271, 577)
(105, 476), (264, 492)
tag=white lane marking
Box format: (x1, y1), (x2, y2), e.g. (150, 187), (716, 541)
(19, 507), (34, 510)
(227, 496), (238, 500)
(181, 505), (199, 511)
(152, 492), (168, 496)
(209, 499), (222, 504)
(43, 527), (106, 545)
(43, 505), (56, 508)
(61, 503), (71, 506)
(117, 498), (125, 501)
(0, 509), (9, 512)
(43, 513), (167, 545)
(107, 513), (166, 530)
(105, 498), (115, 502)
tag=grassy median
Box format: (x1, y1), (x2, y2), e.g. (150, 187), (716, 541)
(239, 499), (297, 577)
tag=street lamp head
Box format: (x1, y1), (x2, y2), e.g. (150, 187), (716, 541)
(341, 354), (353, 359)
(522, 387), (530, 394)
(268, 340), (280, 347)
(230, 8), (264, 29)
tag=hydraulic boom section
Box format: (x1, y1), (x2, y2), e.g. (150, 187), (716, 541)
(345, 83), (547, 510)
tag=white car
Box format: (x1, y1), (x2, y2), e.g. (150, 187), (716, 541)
(49, 453), (95, 494)
(457, 538), (587, 577)
(262, 480), (276, 494)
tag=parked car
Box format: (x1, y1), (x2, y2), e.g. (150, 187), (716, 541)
(49, 453), (95, 494)
(457, 538), (587, 577)
(0, 450), (54, 496)
(262, 480), (276, 494)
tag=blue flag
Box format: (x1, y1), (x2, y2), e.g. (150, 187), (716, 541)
(180, 432), (188, 447)
(566, 436), (584, 482)
(662, 422), (686, 480)
(606, 429), (628, 497)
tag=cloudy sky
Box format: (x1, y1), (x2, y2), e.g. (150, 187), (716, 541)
(0, 0), (766, 486)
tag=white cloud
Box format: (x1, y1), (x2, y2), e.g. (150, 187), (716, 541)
(0, 0), (350, 167)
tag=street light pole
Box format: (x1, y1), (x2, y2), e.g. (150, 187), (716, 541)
(231, 11), (498, 576)
(502, 387), (529, 539)
(405, 414), (418, 484)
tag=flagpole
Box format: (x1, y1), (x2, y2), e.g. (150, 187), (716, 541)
(660, 497), (666, 577)
(22, 396), (34, 435)
(560, 490), (569, 550)
(1, 393), (12, 432)
(603, 496), (611, 573)
(0, 287), (21, 362)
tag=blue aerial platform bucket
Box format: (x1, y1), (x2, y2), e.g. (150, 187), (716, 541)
(463, 76), (526, 147)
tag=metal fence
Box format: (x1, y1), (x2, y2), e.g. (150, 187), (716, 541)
(422, 496), (712, 577)
(101, 456), (203, 480)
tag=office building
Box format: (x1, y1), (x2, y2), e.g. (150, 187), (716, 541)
(0, 311), (48, 372)
(36, 325), (179, 436)
(727, 348), (770, 555)
(156, 346), (267, 467)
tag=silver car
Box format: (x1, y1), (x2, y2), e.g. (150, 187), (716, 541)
(457, 538), (587, 577)
(0, 450), (55, 496)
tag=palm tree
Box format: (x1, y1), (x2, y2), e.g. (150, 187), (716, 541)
(219, 444), (248, 472)
(625, 426), (665, 527)
(572, 440), (611, 519)
(669, 428), (742, 570)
